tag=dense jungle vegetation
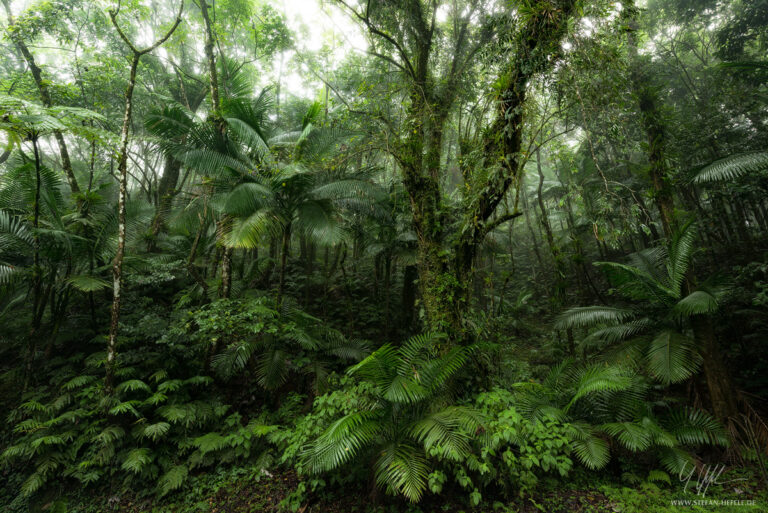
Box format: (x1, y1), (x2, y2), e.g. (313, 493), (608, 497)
(1, 0), (767, 511)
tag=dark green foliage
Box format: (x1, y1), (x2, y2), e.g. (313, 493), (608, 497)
(1, 0), (767, 510)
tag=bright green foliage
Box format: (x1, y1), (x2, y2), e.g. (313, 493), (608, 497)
(0, 300), (292, 502)
(167, 297), (369, 392)
(0, 0), (766, 510)
(302, 333), (480, 502)
(441, 388), (575, 500)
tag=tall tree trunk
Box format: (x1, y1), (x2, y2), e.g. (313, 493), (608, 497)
(199, 0), (221, 120)
(691, 315), (738, 420)
(401, 265), (418, 333)
(24, 136), (43, 391)
(148, 156), (182, 249)
(384, 253), (392, 331)
(106, 53), (140, 393)
(277, 223), (291, 306)
(626, 4), (675, 238)
(219, 246), (233, 299)
(106, 3), (183, 394)
(536, 150), (574, 355)
(536, 148), (568, 306)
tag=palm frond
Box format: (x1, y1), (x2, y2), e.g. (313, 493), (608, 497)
(569, 422), (610, 470)
(664, 407), (729, 447)
(694, 151), (768, 183)
(646, 330), (701, 384)
(673, 290), (720, 318)
(667, 221), (697, 293)
(555, 306), (636, 330)
(408, 406), (481, 460)
(566, 365), (633, 411)
(304, 410), (383, 473)
(374, 442), (429, 502)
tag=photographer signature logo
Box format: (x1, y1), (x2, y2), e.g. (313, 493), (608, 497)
(678, 462), (746, 498)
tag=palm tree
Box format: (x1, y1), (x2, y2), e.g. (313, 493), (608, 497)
(556, 221), (738, 418)
(512, 360), (728, 473)
(222, 102), (383, 304)
(144, 79), (273, 297)
(302, 333), (481, 502)
(0, 95), (109, 385)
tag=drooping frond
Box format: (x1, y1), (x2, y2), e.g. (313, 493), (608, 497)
(224, 182), (276, 217)
(347, 344), (400, 389)
(144, 104), (195, 142)
(224, 211), (284, 248)
(596, 261), (678, 304)
(304, 410), (383, 474)
(587, 318), (653, 344)
(374, 442), (429, 503)
(694, 151), (768, 183)
(555, 306), (636, 330)
(664, 408), (729, 447)
(645, 330), (701, 385)
(673, 288), (724, 318)
(667, 221), (697, 293)
(408, 406), (481, 460)
(570, 422), (610, 470)
(602, 421), (652, 452)
(566, 364), (633, 411)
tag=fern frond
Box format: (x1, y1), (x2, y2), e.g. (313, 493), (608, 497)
(157, 464), (188, 496)
(121, 448), (152, 474)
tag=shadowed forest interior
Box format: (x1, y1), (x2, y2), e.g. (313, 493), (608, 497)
(1, 0), (768, 511)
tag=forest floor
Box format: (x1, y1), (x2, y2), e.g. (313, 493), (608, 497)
(51, 466), (768, 513)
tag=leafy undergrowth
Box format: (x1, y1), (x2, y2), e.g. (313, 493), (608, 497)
(36, 466), (768, 513)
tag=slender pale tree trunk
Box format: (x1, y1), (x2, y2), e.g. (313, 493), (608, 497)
(106, 3), (183, 394)
(106, 53), (140, 393)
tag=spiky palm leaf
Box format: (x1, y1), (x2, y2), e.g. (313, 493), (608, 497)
(694, 151), (768, 183)
(304, 333), (479, 502)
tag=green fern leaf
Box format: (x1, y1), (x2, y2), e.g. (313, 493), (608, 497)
(121, 448), (153, 474)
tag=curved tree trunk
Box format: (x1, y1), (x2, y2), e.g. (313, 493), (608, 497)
(106, 53), (140, 393)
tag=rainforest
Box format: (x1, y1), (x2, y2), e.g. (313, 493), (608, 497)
(1, 0), (767, 512)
